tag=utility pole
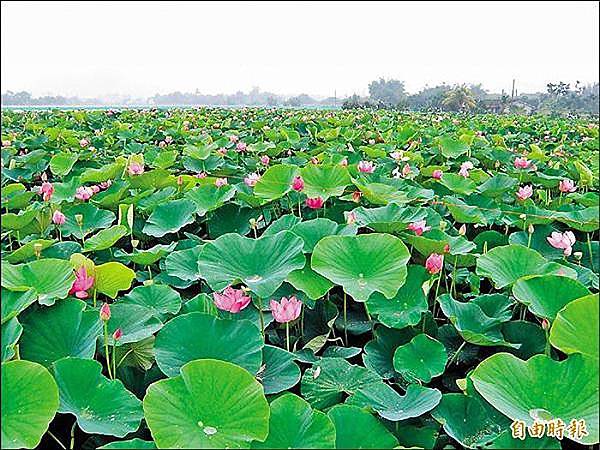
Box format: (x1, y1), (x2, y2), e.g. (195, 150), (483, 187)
(334, 89), (337, 108)
(511, 79), (515, 98)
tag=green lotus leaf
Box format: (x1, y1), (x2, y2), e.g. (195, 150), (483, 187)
(350, 204), (427, 233)
(508, 225), (564, 260)
(198, 231), (305, 298)
(82, 225), (128, 252)
(261, 345), (301, 395)
(287, 259), (334, 300)
(143, 359), (269, 448)
(1, 288), (37, 323)
(476, 244), (575, 288)
(477, 174), (518, 198)
(164, 245), (203, 281)
(5, 239), (55, 263)
(62, 203), (116, 239)
(142, 198), (196, 237)
(512, 275), (590, 319)
(312, 234), (410, 302)
(155, 312), (263, 376)
(1, 360), (59, 449)
(115, 242), (177, 266)
(2, 318), (22, 362)
(443, 195), (501, 225)
(49, 152), (78, 176)
(471, 353), (599, 445)
(501, 320), (546, 360)
(347, 382), (442, 422)
(353, 181), (410, 205)
(440, 173), (477, 195)
(253, 163), (298, 201)
(439, 135), (469, 158)
(432, 393), (511, 449)
(2, 183), (35, 210)
(555, 206), (599, 232)
(80, 160), (126, 183)
(1, 258), (75, 305)
(185, 184), (236, 216)
(366, 265), (429, 329)
(438, 294), (517, 347)
(291, 218), (356, 253)
(113, 336), (155, 371)
(327, 404), (398, 449)
(51, 357), (143, 437)
(262, 214), (302, 236)
(99, 439), (156, 449)
(2, 209), (38, 230)
(128, 169), (177, 190)
(120, 284), (181, 318)
(252, 393), (336, 449)
(404, 229), (475, 256)
(20, 300), (101, 366)
(106, 303), (163, 345)
(393, 334), (447, 383)
(363, 326), (417, 379)
(300, 164), (351, 200)
(94, 262), (136, 299)
(550, 293), (598, 360)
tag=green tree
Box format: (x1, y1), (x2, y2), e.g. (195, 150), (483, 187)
(442, 85), (477, 111)
(368, 78), (408, 108)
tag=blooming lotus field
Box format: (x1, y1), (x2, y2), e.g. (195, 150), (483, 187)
(1, 108), (599, 450)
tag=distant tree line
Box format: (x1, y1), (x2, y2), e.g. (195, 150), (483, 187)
(2, 79), (598, 115)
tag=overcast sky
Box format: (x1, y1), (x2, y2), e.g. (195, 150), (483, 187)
(1, 1), (598, 99)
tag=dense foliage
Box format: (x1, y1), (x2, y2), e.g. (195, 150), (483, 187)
(1, 108), (598, 449)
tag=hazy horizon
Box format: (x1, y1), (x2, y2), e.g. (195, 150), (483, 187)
(2, 1), (599, 100)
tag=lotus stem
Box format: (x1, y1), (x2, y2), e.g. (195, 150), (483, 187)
(92, 288), (97, 308)
(450, 256), (458, 296)
(47, 431), (66, 450)
(69, 421), (77, 450)
(257, 297), (264, 337)
(286, 322), (290, 352)
(112, 343), (117, 380)
(103, 322), (113, 379)
(343, 290), (348, 346)
(587, 233), (595, 271)
(448, 341), (466, 366)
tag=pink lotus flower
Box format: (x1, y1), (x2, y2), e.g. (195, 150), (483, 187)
(516, 185), (533, 201)
(236, 142), (247, 152)
(390, 151), (402, 161)
(244, 173), (261, 187)
(75, 186), (94, 201)
(402, 163), (412, 177)
(100, 302), (111, 321)
(407, 220), (431, 236)
(39, 182), (54, 201)
(213, 287), (252, 313)
(292, 176), (304, 191)
(458, 161), (474, 178)
(432, 169), (443, 180)
(215, 178), (228, 187)
(128, 161), (144, 176)
(306, 197), (324, 209)
(352, 191), (362, 203)
(559, 179), (576, 193)
(339, 158), (348, 167)
(310, 157), (319, 165)
(270, 296), (302, 323)
(514, 157), (531, 169)
(195, 171), (207, 178)
(98, 180), (112, 190)
(425, 253), (444, 274)
(113, 328), (123, 341)
(79, 138), (89, 148)
(217, 147), (227, 156)
(229, 135), (239, 143)
(91, 185), (101, 194)
(357, 160), (375, 173)
(165, 136), (173, 144)
(346, 211), (357, 224)
(547, 231), (576, 256)
(52, 210), (66, 225)
(260, 155), (270, 165)
(69, 267), (94, 299)
(158, 141), (167, 148)
(2, 140), (11, 147)
(368, 139), (376, 145)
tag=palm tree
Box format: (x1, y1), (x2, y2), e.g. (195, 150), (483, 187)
(442, 85), (477, 111)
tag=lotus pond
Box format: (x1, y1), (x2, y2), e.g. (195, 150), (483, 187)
(1, 108), (598, 449)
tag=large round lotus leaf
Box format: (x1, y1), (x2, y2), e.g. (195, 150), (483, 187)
(82, 225), (128, 252)
(1, 258), (75, 305)
(486, 431), (561, 449)
(501, 320), (546, 360)
(393, 334), (447, 383)
(20, 300), (102, 366)
(438, 135), (469, 158)
(62, 203), (116, 239)
(508, 225), (565, 260)
(287, 259), (333, 300)
(51, 357), (143, 437)
(120, 284), (182, 318)
(261, 345), (301, 395)
(253, 163), (298, 201)
(311, 234), (410, 302)
(2, 318), (22, 361)
(1, 288), (36, 323)
(94, 262), (136, 299)
(5, 239), (55, 264)
(555, 206), (599, 232)
(99, 439), (156, 449)
(155, 312), (263, 377)
(143, 359), (270, 448)
(106, 303), (163, 345)
(440, 173), (477, 195)
(300, 164), (351, 200)
(363, 326), (416, 379)
(1, 360), (59, 449)
(164, 245), (203, 281)
(477, 174), (518, 198)
(115, 242), (176, 266)
(350, 204), (426, 233)
(438, 294), (516, 347)
(262, 214), (302, 236)
(346, 382), (442, 422)
(49, 152), (78, 176)
(252, 393), (336, 449)
(404, 229), (476, 256)
(198, 230), (305, 298)
(301, 357), (382, 409)
(550, 293), (598, 360)
(471, 353), (599, 445)
(353, 181), (409, 205)
(366, 265), (429, 329)
(432, 393), (511, 449)
(185, 184), (236, 216)
(512, 275), (590, 319)
(476, 244), (575, 288)
(327, 404), (398, 449)
(291, 218), (356, 253)
(142, 198), (197, 237)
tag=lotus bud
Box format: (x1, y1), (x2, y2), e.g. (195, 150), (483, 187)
(458, 224), (467, 236)
(131, 239), (140, 248)
(100, 303), (111, 321)
(519, 214), (526, 220)
(9, 159), (16, 170)
(249, 217), (257, 228)
(143, 279), (154, 286)
(33, 243), (43, 258)
(177, 175), (183, 186)
(541, 319), (549, 330)
(112, 328), (123, 341)
(75, 214), (84, 226)
(573, 251), (583, 261)
(41, 172), (48, 182)
(528, 224), (535, 234)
